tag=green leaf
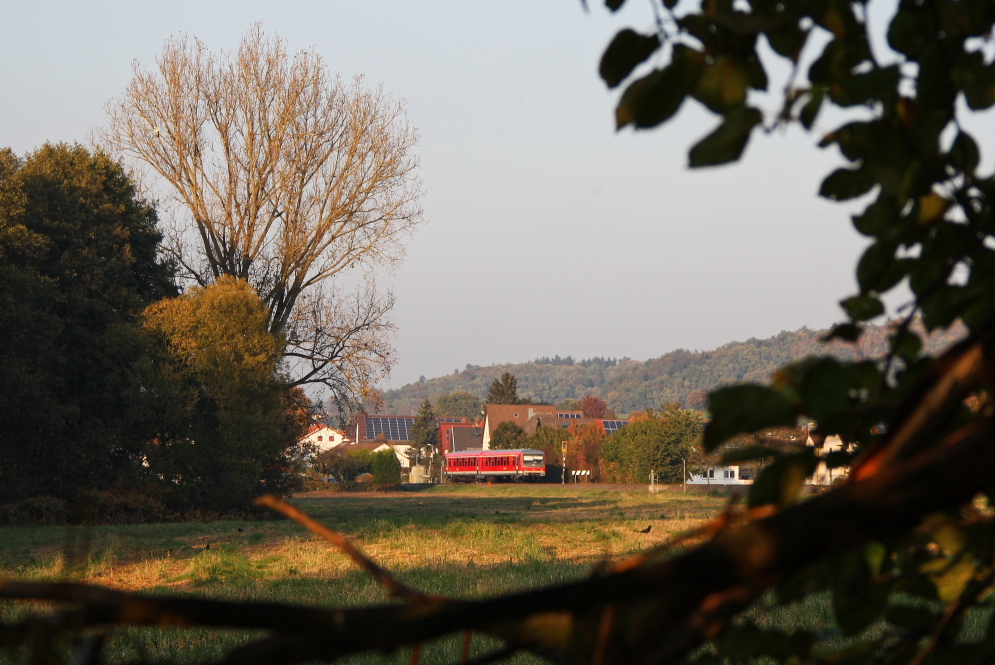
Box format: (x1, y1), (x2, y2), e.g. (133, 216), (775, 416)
(885, 605), (935, 631)
(890, 328), (923, 362)
(841, 294), (885, 321)
(829, 66), (901, 108)
(823, 323), (862, 342)
(799, 87), (824, 130)
(819, 166), (877, 201)
(832, 549), (891, 635)
(809, 36), (871, 86)
(599, 29), (661, 89)
(887, 7), (928, 57)
(615, 46), (703, 129)
(949, 131), (980, 175)
(851, 197), (899, 237)
(692, 54), (750, 113)
(856, 240), (900, 293)
(767, 24), (809, 61)
(954, 56), (995, 110)
(922, 558), (976, 604)
(865, 542), (887, 576)
(798, 358), (852, 422)
(824, 450), (853, 469)
(704, 384), (796, 451)
(747, 451), (818, 508)
(688, 106), (763, 168)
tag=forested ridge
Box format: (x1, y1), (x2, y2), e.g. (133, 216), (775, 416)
(382, 321), (965, 414)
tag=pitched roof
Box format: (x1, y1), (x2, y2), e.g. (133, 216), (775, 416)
(451, 427), (484, 452)
(484, 404), (557, 436)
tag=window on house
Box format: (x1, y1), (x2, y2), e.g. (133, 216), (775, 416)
(708, 468), (715, 478)
(317, 436), (323, 441)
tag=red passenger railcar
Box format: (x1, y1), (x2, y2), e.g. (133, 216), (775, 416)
(444, 448), (545, 482)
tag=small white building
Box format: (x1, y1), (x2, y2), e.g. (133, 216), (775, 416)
(806, 434), (849, 485)
(687, 465), (752, 485)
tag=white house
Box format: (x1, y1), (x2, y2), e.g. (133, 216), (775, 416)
(687, 465), (753, 485)
(806, 434), (849, 485)
(299, 424), (352, 453)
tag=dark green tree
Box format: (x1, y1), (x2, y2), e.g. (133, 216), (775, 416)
(371, 449), (402, 487)
(489, 421), (527, 451)
(408, 398), (438, 466)
(486, 372), (520, 404)
(0, 143), (175, 502)
(435, 391), (483, 420)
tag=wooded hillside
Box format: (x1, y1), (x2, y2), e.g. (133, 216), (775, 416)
(380, 322), (964, 415)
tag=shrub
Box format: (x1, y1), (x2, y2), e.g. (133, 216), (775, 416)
(371, 449), (401, 486)
(0, 495), (69, 525)
(72, 490), (171, 524)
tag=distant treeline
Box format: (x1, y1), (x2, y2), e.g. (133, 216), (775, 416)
(530, 356), (619, 367)
(379, 322), (965, 416)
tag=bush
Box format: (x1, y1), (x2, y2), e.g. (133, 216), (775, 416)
(300, 477), (332, 492)
(0, 495), (69, 525)
(318, 448), (375, 483)
(0, 489), (278, 525)
(72, 490), (171, 524)
(371, 449), (401, 486)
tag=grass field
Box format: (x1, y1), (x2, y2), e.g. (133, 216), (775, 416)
(0, 484), (730, 664)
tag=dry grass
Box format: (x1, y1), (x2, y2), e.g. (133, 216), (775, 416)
(0, 485), (726, 592)
(0, 484), (730, 663)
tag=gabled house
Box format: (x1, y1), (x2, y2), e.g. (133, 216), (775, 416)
(350, 413), (471, 468)
(482, 403), (630, 448)
(806, 432), (850, 485)
(298, 423), (352, 453)
(482, 404), (558, 448)
(439, 422), (484, 453)
(688, 465), (753, 485)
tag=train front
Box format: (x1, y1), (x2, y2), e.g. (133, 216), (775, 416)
(521, 449), (545, 479)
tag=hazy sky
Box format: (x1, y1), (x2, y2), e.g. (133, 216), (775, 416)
(4, 2), (888, 391)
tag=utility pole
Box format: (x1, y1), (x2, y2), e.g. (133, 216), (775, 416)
(683, 458), (686, 493)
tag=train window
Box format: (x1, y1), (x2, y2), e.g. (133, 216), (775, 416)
(524, 454), (543, 467)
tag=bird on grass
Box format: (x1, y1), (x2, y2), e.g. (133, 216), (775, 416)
(638, 525), (652, 534)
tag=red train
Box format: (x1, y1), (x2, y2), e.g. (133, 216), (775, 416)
(444, 448), (546, 482)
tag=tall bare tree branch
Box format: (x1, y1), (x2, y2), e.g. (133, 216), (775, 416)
(102, 24), (422, 403)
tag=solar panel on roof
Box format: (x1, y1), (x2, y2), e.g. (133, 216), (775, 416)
(364, 416), (415, 441)
(602, 420), (630, 434)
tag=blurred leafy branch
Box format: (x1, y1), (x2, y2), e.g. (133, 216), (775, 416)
(6, 1), (995, 664)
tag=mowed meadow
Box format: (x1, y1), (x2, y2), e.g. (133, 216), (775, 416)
(0, 485), (728, 663)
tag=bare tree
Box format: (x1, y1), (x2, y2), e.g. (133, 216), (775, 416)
(103, 24), (423, 405)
